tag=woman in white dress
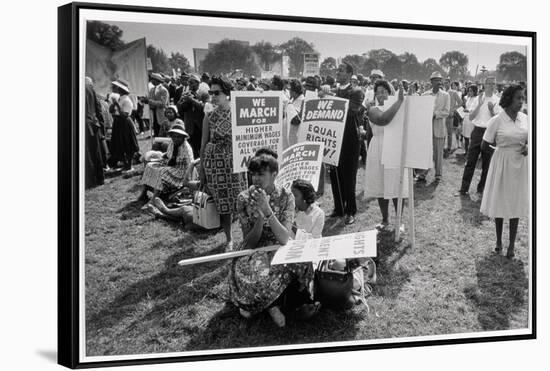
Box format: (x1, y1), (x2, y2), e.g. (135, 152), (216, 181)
(365, 80), (407, 229)
(462, 85), (479, 155)
(480, 85), (528, 259)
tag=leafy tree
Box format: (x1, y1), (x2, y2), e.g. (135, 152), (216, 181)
(366, 49), (396, 68)
(342, 54), (366, 75)
(320, 57), (337, 77)
(252, 41), (281, 71)
(496, 51), (527, 82)
(362, 58), (378, 77)
(279, 37), (317, 77)
(439, 51), (469, 80)
(201, 39), (260, 76)
(168, 52), (191, 74)
(86, 21), (125, 50)
(383, 55), (403, 80)
(421, 58), (445, 78)
(147, 45), (170, 74)
(399, 52), (422, 81)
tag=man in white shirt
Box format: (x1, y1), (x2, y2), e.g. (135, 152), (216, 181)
(417, 71), (450, 182)
(456, 76), (500, 195)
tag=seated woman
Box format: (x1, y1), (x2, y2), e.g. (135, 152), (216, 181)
(138, 124), (194, 202)
(159, 105), (184, 137)
(229, 153), (312, 327)
(290, 179), (325, 239)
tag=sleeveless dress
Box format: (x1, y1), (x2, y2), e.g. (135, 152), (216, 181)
(203, 105), (248, 215)
(480, 111), (529, 218)
(364, 104), (409, 199)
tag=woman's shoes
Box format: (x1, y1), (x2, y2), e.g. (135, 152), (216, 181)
(506, 249), (515, 259)
(268, 306), (286, 328)
(494, 244), (503, 254)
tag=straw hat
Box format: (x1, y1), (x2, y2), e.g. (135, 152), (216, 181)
(111, 78), (130, 94)
(167, 124), (189, 138)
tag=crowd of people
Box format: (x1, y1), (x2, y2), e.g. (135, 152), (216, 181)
(84, 61), (529, 327)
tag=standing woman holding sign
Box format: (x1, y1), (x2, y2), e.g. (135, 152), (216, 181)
(199, 76), (248, 251)
(365, 80), (407, 230)
(480, 85), (528, 259)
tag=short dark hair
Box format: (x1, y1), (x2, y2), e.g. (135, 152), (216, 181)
(467, 85), (478, 96)
(499, 84), (524, 109)
(291, 179), (317, 205)
(254, 147), (278, 159)
(289, 79), (304, 96)
(271, 75), (284, 91)
(374, 79), (392, 95)
(248, 153), (279, 174)
(210, 75), (234, 96)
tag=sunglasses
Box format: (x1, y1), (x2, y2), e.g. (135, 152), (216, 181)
(209, 90), (222, 96)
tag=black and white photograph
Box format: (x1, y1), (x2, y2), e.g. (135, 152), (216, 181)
(56, 2), (536, 368)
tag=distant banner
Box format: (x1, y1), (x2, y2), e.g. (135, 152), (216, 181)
(231, 91), (283, 173)
(303, 53), (320, 76)
(297, 97), (349, 166)
(381, 96), (434, 169)
(86, 38), (148, 97)
(271, 230), (377, 265)
(275, 142), (324, 192)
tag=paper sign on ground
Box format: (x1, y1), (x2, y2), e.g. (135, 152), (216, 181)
(381, 95), (434, 169)
(297, 97), (349, 166)
(231, 91), (283, 173)
(271, 230), (377, 265)
(275, 141), (324, 192)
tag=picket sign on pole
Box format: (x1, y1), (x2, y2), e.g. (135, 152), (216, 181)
(395, 96), (411, 243)
(408, 167), (416, 248)
(177, 245), (279, 266)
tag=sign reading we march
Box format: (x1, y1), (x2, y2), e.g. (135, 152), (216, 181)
(275, 141), (324, 192)
(271, 230), (377, 265)
(231, 91), (283, 173)
(297, 97), (349, 166)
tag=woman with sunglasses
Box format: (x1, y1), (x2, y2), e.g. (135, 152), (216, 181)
(199, 76), (248, 251)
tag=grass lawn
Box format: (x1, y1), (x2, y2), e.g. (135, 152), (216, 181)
(84, 136), (530, 356)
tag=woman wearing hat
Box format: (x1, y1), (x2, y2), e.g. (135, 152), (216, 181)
(138, 124), (194, 201)
(109, 79), (139, 172)
(159, 105), (184, 137)
(200, 76), (248, 251)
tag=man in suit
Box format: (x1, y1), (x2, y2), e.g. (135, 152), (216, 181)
(329, 62), (361, 225)
(142, 73), (169, 137)
(177, 73), (205, 158)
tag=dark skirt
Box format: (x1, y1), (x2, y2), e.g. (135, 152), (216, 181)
(110, 115), (139, 166)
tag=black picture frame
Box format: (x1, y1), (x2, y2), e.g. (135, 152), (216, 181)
(58, 2), (536, 368)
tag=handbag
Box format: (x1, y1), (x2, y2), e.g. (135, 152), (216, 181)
(192, 188), (220, 229)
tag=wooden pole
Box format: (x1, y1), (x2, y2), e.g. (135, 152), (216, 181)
(178, 245), (279, 266)
(408, 167), (415, 248)
(395, 97), (409, 242)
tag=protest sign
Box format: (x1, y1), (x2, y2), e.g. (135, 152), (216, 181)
(303, 53), (320, 76)
(271, 230), (377, 265)
(381, 95), (434, 170)
(297, 97), (349, 166)
(86, 38), (148, 97)
(231, 91), (283, 173)
(275, 141), (324, 191)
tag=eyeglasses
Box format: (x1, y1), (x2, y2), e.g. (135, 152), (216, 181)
(209, 90), (222, 96)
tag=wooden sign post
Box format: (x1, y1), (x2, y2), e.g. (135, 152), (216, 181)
(395, 98), (415, 247)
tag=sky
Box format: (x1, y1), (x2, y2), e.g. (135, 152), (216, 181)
(106, 20), (527, 75)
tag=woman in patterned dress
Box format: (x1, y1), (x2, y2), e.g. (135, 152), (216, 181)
(199, 76), (247, 251)
(480, 85), (529, 259)
(229, 153), (313, 327)
(138, 124), (194, 201)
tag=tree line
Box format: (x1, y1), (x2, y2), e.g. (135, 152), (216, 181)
(87, 21), (527, 82)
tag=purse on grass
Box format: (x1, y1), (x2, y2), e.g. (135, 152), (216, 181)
(192, 187), (220, 229)
(314, 258), (377, 310)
